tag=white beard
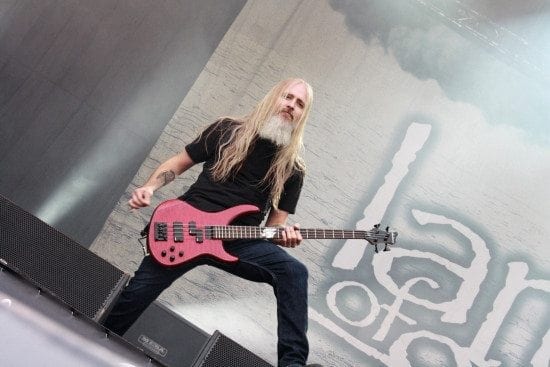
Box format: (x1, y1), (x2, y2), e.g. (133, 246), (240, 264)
(258, 115), (294, 146)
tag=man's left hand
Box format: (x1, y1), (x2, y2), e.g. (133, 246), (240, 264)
(276, 223), (303, 248)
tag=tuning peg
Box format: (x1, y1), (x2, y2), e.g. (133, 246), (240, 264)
(374, 243), (379, 253)
(384, 244), (390, 252)
(374, 223), (380, 229)
(385, 226), (389, 232)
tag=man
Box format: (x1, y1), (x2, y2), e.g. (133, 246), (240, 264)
(103, 78), (321, 367)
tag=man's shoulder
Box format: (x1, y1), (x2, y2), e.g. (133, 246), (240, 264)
(215, 117), (241, 128)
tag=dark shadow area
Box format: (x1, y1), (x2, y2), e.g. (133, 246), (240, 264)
(0, 0), (246, 246)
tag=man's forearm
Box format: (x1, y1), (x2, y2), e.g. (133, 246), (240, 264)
(142, 151), (195, 191)
(265, 208), (289, 227)
(145, 169), (176, 190)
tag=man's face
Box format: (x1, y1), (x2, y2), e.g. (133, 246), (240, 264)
(277, 82), (307, 125)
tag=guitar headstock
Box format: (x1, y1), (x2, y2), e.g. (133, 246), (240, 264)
(366, 224), (398, 253)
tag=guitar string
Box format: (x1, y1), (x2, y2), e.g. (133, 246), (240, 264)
(152, 228), (391, 240)
(150, 224), (387, 234)
(153, 227), (384, 234)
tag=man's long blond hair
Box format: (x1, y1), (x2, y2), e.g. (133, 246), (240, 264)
(210, 78), (313, 207)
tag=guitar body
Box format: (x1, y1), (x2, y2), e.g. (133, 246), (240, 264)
(147, 199), (260, 267)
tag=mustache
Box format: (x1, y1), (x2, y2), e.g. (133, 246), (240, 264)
(280, 108), (294, 120)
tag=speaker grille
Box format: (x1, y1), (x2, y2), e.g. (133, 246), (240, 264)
(192, 331), (273, 367)
(0, 195), (128, 321)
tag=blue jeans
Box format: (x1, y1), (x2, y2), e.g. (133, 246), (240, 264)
(103, 239), (309, 367)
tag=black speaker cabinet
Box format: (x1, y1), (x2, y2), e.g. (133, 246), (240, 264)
(192, 330), (273, 367)
(124, 301), (210, 367)
(0, 194), (129, 322)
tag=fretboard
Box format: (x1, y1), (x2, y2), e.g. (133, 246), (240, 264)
(208, 226), (384, 241)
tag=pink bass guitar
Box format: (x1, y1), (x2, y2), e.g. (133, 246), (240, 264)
(147, 199), (398, 267)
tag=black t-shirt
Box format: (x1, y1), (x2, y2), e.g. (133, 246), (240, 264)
(180, 120), (304, 226)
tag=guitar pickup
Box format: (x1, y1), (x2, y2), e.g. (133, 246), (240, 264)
(154, 222), (168, 241)
(173, 222), (184, 242)
(189, 221), (198, 235)
(188, 221), (203, 243)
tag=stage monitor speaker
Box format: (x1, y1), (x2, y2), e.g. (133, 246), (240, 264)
(124, 301), (210, 367)
(192, 330), (273, 367)
(0, 194), (129, 322)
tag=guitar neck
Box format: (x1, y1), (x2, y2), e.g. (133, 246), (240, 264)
(210, 226), (371, 240)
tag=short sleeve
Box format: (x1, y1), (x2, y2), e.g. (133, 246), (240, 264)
(277, 170), (304, 214)
(185, 120), (231, 163)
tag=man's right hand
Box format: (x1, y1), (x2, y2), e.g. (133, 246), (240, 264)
(127, 150), (195, 210)
(129, 186), (155, 209)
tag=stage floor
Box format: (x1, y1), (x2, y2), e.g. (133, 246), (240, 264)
(0, 268), (162, 367)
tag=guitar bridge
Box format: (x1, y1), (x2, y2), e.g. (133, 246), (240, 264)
(154, 222), (168, 241)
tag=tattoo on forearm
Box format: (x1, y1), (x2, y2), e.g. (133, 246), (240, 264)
(157, 170), (176, 186)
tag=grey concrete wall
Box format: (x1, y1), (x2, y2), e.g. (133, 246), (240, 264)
(0, 0), (246, 246)
(90, 1), (550, 366)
